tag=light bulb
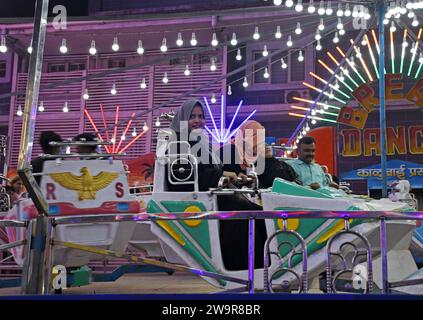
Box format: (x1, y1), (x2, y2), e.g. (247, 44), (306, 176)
(308, 0), (316, 12)
(275, 25), (282, 39)
(121, 133), (126, 141)
(211, 94), (217, 103)
(408, 11), (415, 18)
(262, 45), (269, 57)
(190, 32), (197, 46)
(390, 21), (397, 32)
(295, 22), (302, 35)
(264, 67), (270, 78)
(227, 85), (232, 95)
(274, 0), (282, 5)
(352, 7), (359, 18)
(323, 104), (329, 110)
(160, 37), (168, 52)
(63, 101), (69, 113)
(295, 0), (303, 12)
(296, 138), (300, 143)
(211, 32), (219, 47)
(132, 127), (137, 137)
(140, 78), (147, 89)
(162, 72), (169, 83)
(143, 122), (148, 131)
(281, 58), (288, 69)
(311, 118), (317, 124)
(411, 45), (417, 54)
(16, 105), (23, 116)
(38, 101), (45, 112)
(210, 58), (217, 71)
(316, 39), (322, 51)
(112, 36), (119, 52)
(383, 18), (389, 25)
(402, 40), (408, 47)
(89, 40), (97, 55)
(111, 84), (117, 95)
(176, 33), (183, 47)
(364, 10), (371, 20)
(137, 40), (144, 54)
(253, 26), (260, 40)
(298, 50), (304, 62)
(110, 138), (116, 144)
(83, 89), (89, 100)
(27, 45), (33, 54)
(287, 35), (293, 47)
(356, 47), (362, 58)
(333, 32), (339, 43)
(155, 117), (161, 127)
(315, 29), (321, 40)
(334, 80), (339, 89)
(286, 0), (294, 7)
(311, 109), (317, 115)
(337, 3), (344, 16)
(326, 1), (333, 15)
(337, 18), (343, 30)
(184, 65), (190, 76)
(412, 16), (419, 27)
(59, 38), (68, 54)
(236, 49), (242, 61)
(318, 18), (325, 30)
(243, 77), (249, 88)
(0, 36), (7, 53)
(340, 72), (345, 81)
(339, 28), (345, 36)
(230, 33), (238, 46)
(344, 3), (351, 16)
(318, 1), (325, 15)
(406, 1), (413, 9)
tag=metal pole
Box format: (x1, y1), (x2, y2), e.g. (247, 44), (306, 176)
(17, 0), (50, 296)
(17, 0), (49, 215)
(380, 217), (389, 293)
(248, 218), (255, 294)
(378, 0), (388, 198)
(23, 215), (49, 294)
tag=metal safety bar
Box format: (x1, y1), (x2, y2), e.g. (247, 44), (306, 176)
(49, 141), (112, 146)
(40, 153), (124, 159)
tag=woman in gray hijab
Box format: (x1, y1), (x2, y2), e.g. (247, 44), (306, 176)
(167, 99), (238, 191)
(168, 99), (267, 271)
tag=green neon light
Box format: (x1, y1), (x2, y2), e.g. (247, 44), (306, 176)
(408, 43), (418, 77)
(415, 62), (423, 78)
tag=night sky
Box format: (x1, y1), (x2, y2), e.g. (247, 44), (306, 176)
(1, 0), (88, 18)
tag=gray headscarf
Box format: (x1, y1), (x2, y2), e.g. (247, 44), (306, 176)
(169, 99), (222, 169)
(169, 99), (202, 133)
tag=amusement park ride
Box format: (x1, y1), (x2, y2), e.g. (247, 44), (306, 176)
(1, 0), (423, 296)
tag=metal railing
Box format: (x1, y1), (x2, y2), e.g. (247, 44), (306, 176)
(9, 209), (421, 294)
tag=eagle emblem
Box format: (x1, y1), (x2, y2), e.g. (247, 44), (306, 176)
(49, 167), (119, 201)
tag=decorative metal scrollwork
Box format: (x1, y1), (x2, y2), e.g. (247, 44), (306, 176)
(264, 218), (307, 293)
(326, 218), (373, 294)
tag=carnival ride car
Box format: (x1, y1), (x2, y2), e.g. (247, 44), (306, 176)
(0, 135), (422, 293)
